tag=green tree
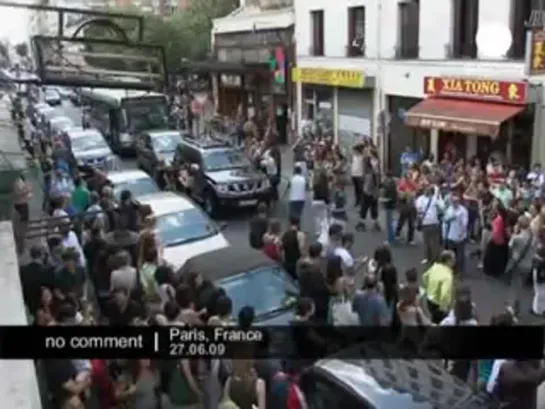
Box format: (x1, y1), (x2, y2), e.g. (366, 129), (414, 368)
(14, 43), (28, 58)
(83, 0), (238, 71)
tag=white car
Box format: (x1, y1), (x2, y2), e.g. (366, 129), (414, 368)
(49, 116), (74, 135)
(107, 169), (161, 200)
(44, 88), (62, 106)
(36, 105), (56, 124)
(138, 192), (229, 268)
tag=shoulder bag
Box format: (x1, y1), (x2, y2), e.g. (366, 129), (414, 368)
(416, 197), (433, 231)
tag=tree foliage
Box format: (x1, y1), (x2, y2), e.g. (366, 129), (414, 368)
(14, 43), (28, 58)
(83, 0), (237, 72)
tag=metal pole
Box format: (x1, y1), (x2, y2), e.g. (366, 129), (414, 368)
(376, 0), (385, 171)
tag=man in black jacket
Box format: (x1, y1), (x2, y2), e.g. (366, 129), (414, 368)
(381, 171), (398, 245)
(19, 245), (56, 313)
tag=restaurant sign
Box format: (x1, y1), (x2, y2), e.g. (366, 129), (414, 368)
(525, 30), (545, 76)
(423, 77), (528, 104)
(291, 67), (366, 88)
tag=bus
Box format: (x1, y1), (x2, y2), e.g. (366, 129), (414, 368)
(78, 88), (173, 153)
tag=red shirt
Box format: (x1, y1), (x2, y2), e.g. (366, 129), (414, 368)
(491, 215), (506, 245)
(91, 360), (114, 409)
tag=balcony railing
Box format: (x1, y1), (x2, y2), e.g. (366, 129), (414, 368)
(309, 44), (324, 56)
(445, 43), (477, 59)
(394, 45), (419, 59)
(258, 0), (293, 8)
(346, 44), (365, 57)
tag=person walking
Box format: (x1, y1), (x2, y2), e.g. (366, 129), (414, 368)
(443, 194), (468, 275)
(357, 156), (380, 231)
(422, 250), (455, 323)
(415, 185), (443, 264)
(350, 143), (364, 206)
(506, 215), (535, 315)
(287, 165), (306, 220)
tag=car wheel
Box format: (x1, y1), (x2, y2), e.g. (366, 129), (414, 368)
(203, 192), (218, 218)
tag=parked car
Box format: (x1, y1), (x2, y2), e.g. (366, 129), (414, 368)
(44, 87), (62, 106)
(107, 169), (161, 200)
(65, 128), (118, 170)
(27, 102), (49, 125)
(55, 87), (73, 100)
(137, 192), (229, 268)
(179, 247), (298, 324)
(172, 136), (271, 217)
(135, 130), (185, 175)
(49, 116), (74, 137)
(299, 358), (496, 409)
(35, 105), (56, 126)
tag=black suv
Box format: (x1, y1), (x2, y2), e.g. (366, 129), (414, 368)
(173, 137), (272, 216)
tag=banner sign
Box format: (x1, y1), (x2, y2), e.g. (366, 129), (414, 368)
(423, 76), (528, 104)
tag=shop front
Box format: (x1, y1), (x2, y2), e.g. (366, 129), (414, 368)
(293, 67), (375, 150)
(404, 76), (537, 168)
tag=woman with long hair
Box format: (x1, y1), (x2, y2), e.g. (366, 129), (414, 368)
(483, 199), (510, 278)
(222, 359), (266, 409)
(262, 219), (282, 262)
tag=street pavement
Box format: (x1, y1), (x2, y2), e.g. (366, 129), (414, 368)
(10, 97), (545, 407)
(52, 99), (538, 324)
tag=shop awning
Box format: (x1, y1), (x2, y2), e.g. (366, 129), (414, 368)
(404, 98), (524, 137)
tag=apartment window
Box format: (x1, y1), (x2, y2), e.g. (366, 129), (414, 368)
(451, 0), (479, 58)
(396, 0), (419, 59)
(347, 6), (365, 56)
(311, 10), (324, 56)
(509, 0), (532, 59)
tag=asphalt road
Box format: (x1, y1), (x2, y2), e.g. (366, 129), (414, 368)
(16, 98), (545, 406)
(48, 100), (540, 324)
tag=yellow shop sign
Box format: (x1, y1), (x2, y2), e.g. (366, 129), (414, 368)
(291, 67), (365, 88)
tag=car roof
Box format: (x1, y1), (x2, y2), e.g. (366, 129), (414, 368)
(147, 130), (182, 139)
(66, 128), (102, 139)
(107, 170), (152, 184)
(34, 102), (49, 109)
(314, 358), (495, 409)
(50, 116), (72, 124)
(177, 246), (277, 282)
(37, 105), (54, 112)
(180, 136), (232, 150)
(137, 192), (196, 216)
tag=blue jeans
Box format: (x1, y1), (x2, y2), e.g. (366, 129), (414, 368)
(385, 208), (395, 244)
(289, 200), (305, 220)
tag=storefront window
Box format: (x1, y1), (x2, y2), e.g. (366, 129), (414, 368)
(315, 87), (333, 136)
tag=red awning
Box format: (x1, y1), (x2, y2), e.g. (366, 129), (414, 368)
(404, 98), (524, 137)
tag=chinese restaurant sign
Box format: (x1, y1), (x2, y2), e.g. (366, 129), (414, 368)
(423, 77), (528, 104)
(291, 67), (365, 88)
(526, 30), (545, 76)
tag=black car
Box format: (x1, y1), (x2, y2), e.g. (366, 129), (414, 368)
(300, 358), (496, 409)
(172, 136), (272, 217)
(178, 247), (298, 325)
(43, 87), (62, 106)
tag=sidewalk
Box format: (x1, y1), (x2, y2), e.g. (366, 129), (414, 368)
(0, 103), (44, 263)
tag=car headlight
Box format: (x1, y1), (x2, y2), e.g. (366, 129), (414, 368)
(119, 133), (132, 143)
(106, 155), (120, 170)
(261, 178), (270, 189)
(215, 184), (229, 193)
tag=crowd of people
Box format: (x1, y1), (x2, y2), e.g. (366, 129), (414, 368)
(9, 86), (545, 409)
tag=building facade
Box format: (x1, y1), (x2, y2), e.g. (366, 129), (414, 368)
(294, 0), (545, 172)
(208, 0), (294, 143)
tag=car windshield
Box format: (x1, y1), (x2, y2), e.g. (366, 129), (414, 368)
(123, 97), (169, 132)
(45, 90), (59, 98)
(152, 133), (182, 153)
(203, 149), (252, 171)
(156, 208), (218, 247)
(218, 266), (298, 317)
(51, 118), (73, 130)
(113, 177), (159, 200)
(71, 133), (108, 152)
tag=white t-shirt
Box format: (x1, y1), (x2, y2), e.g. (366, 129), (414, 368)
(334, 247), (354, 269)
(289, 174), (306, 202)
(62, 230), (86, 268)
(486, 359), (507, 394)
(351, 154), (363, 177)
